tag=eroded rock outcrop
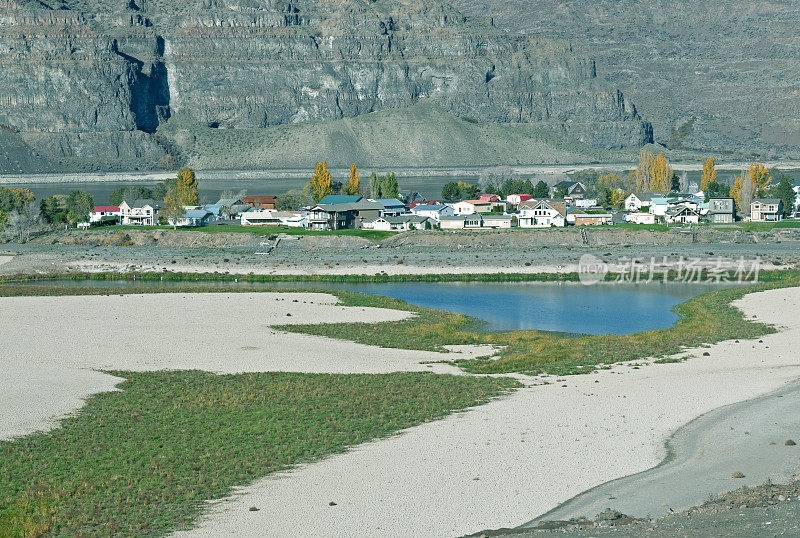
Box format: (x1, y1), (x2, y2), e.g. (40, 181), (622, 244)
(0, 0), (652, 171)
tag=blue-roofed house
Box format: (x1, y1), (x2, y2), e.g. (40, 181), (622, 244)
(373, 198), (406, 216)
(169, 208), (216, 227)
(318, 194), (363, 205)
(203, 204), (223, 217)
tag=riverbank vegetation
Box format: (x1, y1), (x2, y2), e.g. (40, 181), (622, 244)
(276, 276), (799, 375)
(0, 371), (517, 536)
(2, 270), (799, 375)
(1, 267), (794, 285)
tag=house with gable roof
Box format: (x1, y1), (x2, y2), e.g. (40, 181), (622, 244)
(518, 199), (567, 227)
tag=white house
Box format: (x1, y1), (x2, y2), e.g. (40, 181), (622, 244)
(363, 215), (430, 231)
(119, 199), (160, 225)
(574, 199), (599, 208)
(410, 204), (454, 222)
(89, 206), (121, 223)
(625, 212), (656, 225)
(565, 207), (581, 224)
(793, 186), (800, 217)
(482, 215), (514, 229)
(241, 210), (307, 227)
(750, 198), (784, 222)
(452, 200), (492, 215)
(625, 192), (657, 212)
(439, 214), (483, 229)
(666, 206), (700, 224)
(518, 200), (567, 228)
(506, 194), (534, 207)
(648, 197), (670, 217)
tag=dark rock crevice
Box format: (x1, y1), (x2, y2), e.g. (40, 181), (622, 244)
(112, 38), (171, 134)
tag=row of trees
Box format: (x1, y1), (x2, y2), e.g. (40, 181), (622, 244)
(437, 154), (796, 216)
(38, 191), (94, 225)
(441, 181), (480, 201)
(1, 168), (201, 238)
(0, 187), (94, 239)
(0, 187), (35, 229)
(277, 162), (402, 210)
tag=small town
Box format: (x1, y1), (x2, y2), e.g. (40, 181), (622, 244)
(4, 156), (794, 240)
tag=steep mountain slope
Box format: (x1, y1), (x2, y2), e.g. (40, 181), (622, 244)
(0, 0), (651, 172)
(450, 0), (800, 158)
(161, 101), (643, 169)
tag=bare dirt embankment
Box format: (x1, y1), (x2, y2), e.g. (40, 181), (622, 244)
(26, 226), (800, 251)
(384, 227), (800, 248)
(3, 226), (800, 277)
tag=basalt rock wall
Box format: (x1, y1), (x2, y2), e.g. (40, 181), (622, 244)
(0, 0), (652, 172)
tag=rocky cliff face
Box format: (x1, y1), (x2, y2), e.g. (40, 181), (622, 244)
(449, 0), (800, 159)
(0, 0), (652, 172)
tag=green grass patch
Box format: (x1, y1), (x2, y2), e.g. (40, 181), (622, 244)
(108, 224), (397, 241)
(0, 370), (517, 536)
(735, 221), (800, 231)
(4, 267), (789, 286)
(275, 272), (800, 375)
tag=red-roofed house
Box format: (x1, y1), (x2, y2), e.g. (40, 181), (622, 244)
(506, 194), (533, 206)
(478, 193), (501, 203)
(89, 206), (121, 223)
(410, 200), (443, 209)
(453, 200), (492, 215)
(242, 196), (277, 209)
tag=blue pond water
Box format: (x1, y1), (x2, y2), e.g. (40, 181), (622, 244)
(32, 280), (731, 335)
(270, 281), (727, 335)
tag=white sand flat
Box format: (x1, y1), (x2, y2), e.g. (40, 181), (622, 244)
(3, 286), (800, 537)
(0, 292), (475, 440)
(176, 286), (800, 537)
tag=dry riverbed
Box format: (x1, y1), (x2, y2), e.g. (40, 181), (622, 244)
(2, 284), (800, 536)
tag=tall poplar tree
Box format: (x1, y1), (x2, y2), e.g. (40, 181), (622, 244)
(346, 164), (360, 195)
(700, 157), (717, 191)
(311, 161), (332, 203)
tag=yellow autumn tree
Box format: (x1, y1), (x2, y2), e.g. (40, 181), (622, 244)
(176, 167), (198, 206)
(650, 152), (672, 192)
(729, 175), (743, 209)
(746, 162), (772, 196)
(311, 161), (332, 203)
(597, 172), (623, 190)
(700, 157), (717, 190)
(346, 163), (360, 195)
(730, 171), (756, 212)
(610, 188), (626, 207)
(634, 148), (655, 192)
